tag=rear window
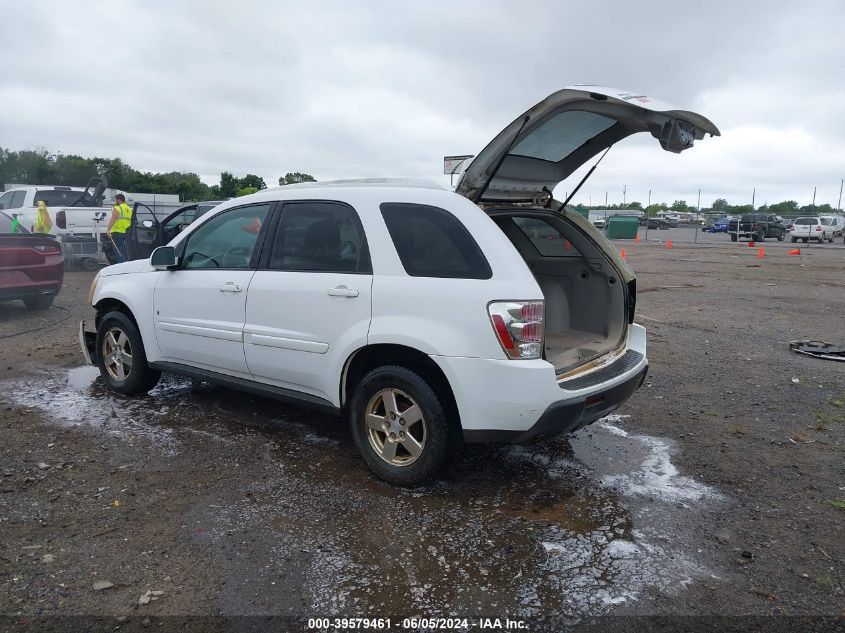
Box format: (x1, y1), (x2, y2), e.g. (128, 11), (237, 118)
(511, 216), (581, 257)
(380, 203), (491, 279)
(794, 217), (817, 225)
(510, 110), (616, 162)
(35, 189), (83, 207)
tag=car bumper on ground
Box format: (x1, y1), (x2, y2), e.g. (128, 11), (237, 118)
(433, 324), (648, 444)
(79, 321), (96, 365)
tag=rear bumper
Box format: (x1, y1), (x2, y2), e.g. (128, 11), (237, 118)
(463, 363), (647, 443)
(0, 283), (62, 301)
(433, 323), (649, 443)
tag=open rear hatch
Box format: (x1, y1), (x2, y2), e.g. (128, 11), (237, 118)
(456, 85), (718, 374)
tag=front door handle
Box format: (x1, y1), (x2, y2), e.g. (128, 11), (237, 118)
(218, 282), (243, 293)
(327, 286), (359, 298)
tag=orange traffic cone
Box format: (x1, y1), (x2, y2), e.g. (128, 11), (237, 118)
(748, 240), (755, 248)
(564, 240), (571, 251)
(620, 248), (627, 260)
(757, 247), (765, 259)
(635, 233), (641, 243)
(787, 248), (801, 256)
(666, 240), (672, 250)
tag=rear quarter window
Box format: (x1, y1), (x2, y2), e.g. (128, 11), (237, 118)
(379, 203), (491, 279)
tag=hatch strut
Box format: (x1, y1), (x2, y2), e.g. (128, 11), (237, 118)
(557, 147), (612, 212)
(472, 115), (530, 203)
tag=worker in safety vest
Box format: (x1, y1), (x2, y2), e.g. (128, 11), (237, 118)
(107, 194), (132, 263)
(33, 200), (53, 233)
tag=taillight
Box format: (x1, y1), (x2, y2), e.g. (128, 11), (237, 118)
(34, 244), (61, 254)
(488, 301), (544, 359)
(815, 226), (822, 231)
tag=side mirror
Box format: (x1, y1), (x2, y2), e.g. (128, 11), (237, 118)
(151, 246), (178, 270)
(141, 219), (154, 228)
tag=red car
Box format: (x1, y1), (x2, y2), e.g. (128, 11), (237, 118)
(0, 211), (64, 310)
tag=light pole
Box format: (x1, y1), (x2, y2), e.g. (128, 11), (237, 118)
(623, 184), (627, 208)
(838, 178), (843, 211)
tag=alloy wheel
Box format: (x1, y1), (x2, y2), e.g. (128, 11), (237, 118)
(102, 327), (133, 382)
(365, 388), (426, 466)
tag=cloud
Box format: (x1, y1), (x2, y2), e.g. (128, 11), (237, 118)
(1, 0), (843, 207)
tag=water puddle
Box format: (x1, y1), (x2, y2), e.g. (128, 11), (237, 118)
(3, 366), (725, 621)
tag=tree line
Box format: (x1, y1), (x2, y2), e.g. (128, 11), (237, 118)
(0, 148), (316, 201)
(575, 197), (840, 217)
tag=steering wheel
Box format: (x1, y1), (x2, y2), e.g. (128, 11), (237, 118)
(187, 251), (220, 268)
(222, 246), (252, 268)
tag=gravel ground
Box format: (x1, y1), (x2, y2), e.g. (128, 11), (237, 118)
(0, 241), (843, 631)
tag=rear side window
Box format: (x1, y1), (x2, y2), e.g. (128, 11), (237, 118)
(269, 201), (371, 273)
(510, 216), (581, 257)
(380, 203), (491, 279)
(35, 190), (83, 207)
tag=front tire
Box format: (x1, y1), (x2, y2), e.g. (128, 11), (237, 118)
(730, 234), (738, 242)
(350, 365), (461, 486)
(791, 236), (797, 243)
(23, 295), (54, 310)
(96, 311), (161, 395)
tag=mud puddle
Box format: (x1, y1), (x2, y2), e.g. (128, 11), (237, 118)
(2, 366), (726, 621)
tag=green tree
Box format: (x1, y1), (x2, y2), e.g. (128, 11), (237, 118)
(645, 203), (668, 217)
(711, 198), (729, 212)
(235, 186), (259, 197)
(239, 174), (266, 191)
(279, 172), (316, 185)
(670, 200), (689, 212)
(218, 172), (240, 198)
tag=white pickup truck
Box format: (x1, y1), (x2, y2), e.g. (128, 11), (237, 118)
(0, 179), (119, 268)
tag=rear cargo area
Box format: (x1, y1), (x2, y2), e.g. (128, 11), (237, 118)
(490, 210), (628, 374)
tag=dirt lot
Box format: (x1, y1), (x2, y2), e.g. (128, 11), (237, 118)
(1, 241), (843, 631)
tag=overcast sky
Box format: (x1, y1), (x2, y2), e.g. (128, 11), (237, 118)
(2, 0), (844, 208)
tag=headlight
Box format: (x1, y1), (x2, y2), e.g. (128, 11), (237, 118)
(88, 272), (100, 305)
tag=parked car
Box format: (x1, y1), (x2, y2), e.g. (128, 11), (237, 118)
(727, 213), (786, 241)
(790, 217), (835, 243)
(706, 217), (732, 233)
(819, 215), (844, 238)
(591, 218), (607, 230)
(79, 85), (718, 485)
(645, 217), (672, 230)
(0, 211), (64, 310)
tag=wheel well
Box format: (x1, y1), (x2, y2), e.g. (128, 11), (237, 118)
(342, 344), (459, 422)
(94, 298), (138, 330)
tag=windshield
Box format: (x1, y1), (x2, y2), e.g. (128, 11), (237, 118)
(0, 211), (30, 233)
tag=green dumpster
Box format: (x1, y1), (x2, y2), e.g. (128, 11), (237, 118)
(605, 215), (640, 239)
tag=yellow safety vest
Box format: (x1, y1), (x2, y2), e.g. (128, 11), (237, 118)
(111, 203), (133, 233)
(34, 207), (52, 233)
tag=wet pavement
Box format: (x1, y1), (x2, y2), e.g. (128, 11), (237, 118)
(2, 365), (727, 622)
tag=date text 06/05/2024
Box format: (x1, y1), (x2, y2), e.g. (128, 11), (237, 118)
(306, 617), (528, 630)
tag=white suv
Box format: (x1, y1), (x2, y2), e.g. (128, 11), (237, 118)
(79, 86), (718, 485)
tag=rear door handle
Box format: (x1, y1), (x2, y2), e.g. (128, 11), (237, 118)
(218, 282), (242, 293)
(327, 286), (359, 298)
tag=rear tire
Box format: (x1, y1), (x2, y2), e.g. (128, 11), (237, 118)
(23, 295), (54, 310)
(777, 233), (784, 242)
(730, 234), (737, 242)
(790, 237), (797, 243)
(757, 232), (765, 242)
(350, 365), (462, 486)
(95, 311), (161, 395)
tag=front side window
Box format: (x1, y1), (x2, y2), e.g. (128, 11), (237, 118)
(268, 201), (370, 273)
(380, 203), (491, 279)
(510, 216), (582, 257)
(182, 204), (270, 269)
(10, 191), (26, 209)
